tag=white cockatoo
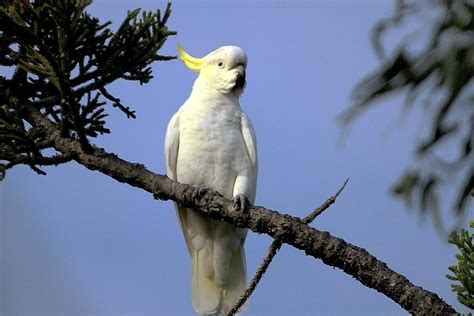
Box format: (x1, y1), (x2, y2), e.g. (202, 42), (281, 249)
(164, 45), (258, 315)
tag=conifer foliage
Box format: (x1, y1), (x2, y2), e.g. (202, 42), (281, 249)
(0, 0), (175, 180)
(447, 222), (474, 310)
(344, 0), (474, 218)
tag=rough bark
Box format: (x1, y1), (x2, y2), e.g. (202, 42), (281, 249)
(27, 108), (457, 315)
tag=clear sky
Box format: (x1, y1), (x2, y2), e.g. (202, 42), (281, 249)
(1, 0), (471, 315)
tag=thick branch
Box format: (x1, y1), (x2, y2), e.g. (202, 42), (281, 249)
(26, 109), (456, 315)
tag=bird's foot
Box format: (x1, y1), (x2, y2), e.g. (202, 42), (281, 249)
(192, 185), (212, 201)
(232, 194), (250, 215)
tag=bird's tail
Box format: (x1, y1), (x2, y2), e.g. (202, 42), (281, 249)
(192, 245), (247, 315)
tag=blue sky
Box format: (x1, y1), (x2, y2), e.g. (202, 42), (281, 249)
(1, 0), (471, 315)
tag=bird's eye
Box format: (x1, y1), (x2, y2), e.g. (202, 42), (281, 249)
(217, 61), (224, 68)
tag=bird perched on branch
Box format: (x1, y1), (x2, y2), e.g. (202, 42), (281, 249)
(165, 45), (258, 315)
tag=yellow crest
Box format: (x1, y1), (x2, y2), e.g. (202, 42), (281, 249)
(178, 44), (203, 72)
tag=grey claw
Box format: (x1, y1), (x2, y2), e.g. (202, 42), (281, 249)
(191, 186), (213, 203)
(232, 194), (249, 214)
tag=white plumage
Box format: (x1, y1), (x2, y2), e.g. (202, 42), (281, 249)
(165, 45), (257, 315)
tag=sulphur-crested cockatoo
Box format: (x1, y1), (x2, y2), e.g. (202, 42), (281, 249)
(164, 45), (257, 315)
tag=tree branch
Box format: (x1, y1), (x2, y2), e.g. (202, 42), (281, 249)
(227, 179), (349, 315)
(25, 108), (457, 315)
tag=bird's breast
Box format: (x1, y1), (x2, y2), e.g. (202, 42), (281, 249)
(176, 102), (250, 197)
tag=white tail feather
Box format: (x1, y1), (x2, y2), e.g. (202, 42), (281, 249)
(192, 240), (247, 315)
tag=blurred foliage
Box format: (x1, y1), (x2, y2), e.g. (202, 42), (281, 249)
(343, 0), (473, 223)
(447, 221), (474, 310)
(0, 0), (175, 179)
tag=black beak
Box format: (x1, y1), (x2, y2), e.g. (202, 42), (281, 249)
(234, 71), (246, 90)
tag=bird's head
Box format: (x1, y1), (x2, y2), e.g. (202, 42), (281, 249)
(178, 45), (247, 96)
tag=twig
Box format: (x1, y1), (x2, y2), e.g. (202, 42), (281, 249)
(303, 178), (349, 224)
(98, 86), (136, 119)
(227, 179), (349, 315)
(227, 241), (282, 315)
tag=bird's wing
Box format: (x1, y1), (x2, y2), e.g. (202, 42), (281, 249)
(241, 112), (257, 169)
(164, 111), (194, 255)
(164, 111), (180, 180)
(240, 111), (258, 203)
